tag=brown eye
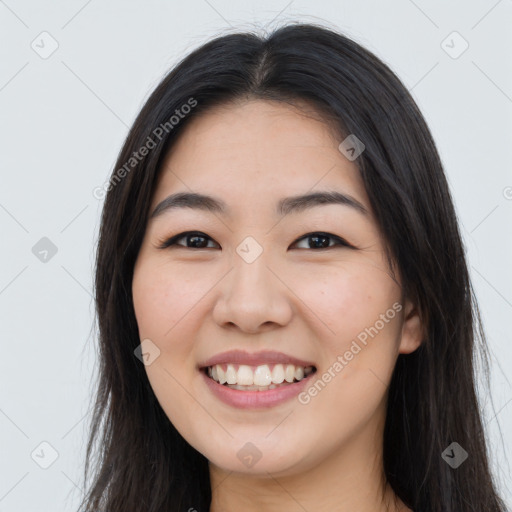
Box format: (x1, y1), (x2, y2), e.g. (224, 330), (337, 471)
(291, 232), (353, 250)
(157, 231), (220, 249)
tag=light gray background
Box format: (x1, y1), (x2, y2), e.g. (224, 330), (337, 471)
(1, 1), (511, 510)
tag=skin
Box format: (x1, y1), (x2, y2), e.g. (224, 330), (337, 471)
(132, 99), (422, 511)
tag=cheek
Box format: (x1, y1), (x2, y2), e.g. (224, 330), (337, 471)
(288, 260), (400, 345)
(131, 262), (204, 401)
(132, 260), (216, 340)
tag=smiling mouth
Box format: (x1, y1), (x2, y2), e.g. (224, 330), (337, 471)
(202, 363), (317, 391)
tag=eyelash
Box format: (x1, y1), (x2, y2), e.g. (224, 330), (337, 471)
(156, 231), (354, 251)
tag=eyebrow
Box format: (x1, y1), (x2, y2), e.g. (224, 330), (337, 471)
(150, 190), (368, 219)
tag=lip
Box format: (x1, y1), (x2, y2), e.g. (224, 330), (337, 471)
(200, 368), (317, 409)
(198, 349), (316, 369)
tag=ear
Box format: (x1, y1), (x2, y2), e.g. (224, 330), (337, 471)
(398, 299), (423, 354)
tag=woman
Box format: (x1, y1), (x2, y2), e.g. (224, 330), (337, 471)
(80, 22), (507, 511)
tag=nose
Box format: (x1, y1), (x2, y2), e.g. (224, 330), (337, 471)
(212, 249), (293, 334)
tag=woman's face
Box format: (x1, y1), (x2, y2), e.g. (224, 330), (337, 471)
(132, 99), (421, 476)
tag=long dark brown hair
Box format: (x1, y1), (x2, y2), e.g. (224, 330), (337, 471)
(79, 22), (508, 512)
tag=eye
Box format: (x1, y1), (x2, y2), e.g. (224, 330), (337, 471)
(157, 231), (353, 251)
(291, 232), (353, 250)
(156, 231), (219, 250)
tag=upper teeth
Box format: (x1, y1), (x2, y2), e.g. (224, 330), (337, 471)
(207, 363), (314, 386)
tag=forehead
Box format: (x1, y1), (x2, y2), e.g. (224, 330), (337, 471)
(151, 99), (369, 215)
